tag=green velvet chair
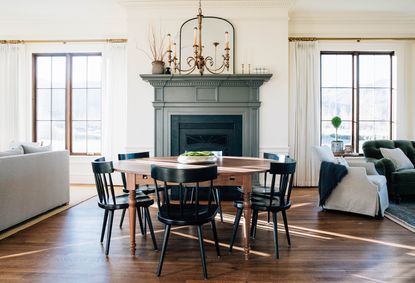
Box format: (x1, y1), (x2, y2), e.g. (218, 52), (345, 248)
(363, 140), (415, 203)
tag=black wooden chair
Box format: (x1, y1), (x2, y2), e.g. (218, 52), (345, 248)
(185, 151), (224, 222)
(151, 165), (220, 279)
(92, 157), (158, 255)
(118, 152), (157, 231)
(229, 159), (296, 259)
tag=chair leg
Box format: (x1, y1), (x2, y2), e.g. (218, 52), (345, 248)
(190, 187), (195, 204)
(119, 208), (126, 228)
(145, 207), (158, 250)
(229, 207), (243, 253)
(105, 210), (114, 256)
(136, 207), (145, 236)
(142, 207), (147, 235)
(267, 211), (270, 223)
(272, 212), (279, 259)
(100, 209), (109, 243)
(156, 224), (171, 277)
(251, 209), (258, 239)
(197, 225), (208, 279)
(211, 220), (221, 257)
(214, 188), (223, 223)
(281, 210), (291, 246)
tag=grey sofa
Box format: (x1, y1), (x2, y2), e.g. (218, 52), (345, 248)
(0, 150), (70, 231)
(363, 140), (415, 203)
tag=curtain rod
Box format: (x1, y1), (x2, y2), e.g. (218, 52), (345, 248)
(0, 38), (128, 44)
(289, 37), (415, 42)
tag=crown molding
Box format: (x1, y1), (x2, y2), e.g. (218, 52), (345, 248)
(118, 0), (296, 9)
(289, 12), (415, 25)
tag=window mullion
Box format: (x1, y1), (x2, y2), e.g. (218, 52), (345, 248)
(355, 54), (360, 153)
(66, 54), (72, 152)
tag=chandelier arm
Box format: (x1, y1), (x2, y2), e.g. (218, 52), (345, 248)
(205, 57), (227, 74)
(174, 57), (197, 74)
(178, 65), (197, 75)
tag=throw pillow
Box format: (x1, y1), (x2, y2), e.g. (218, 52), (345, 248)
(9, 141), (42, 149)
(0, 145), (24, 157)
(379, 147), (414, 170)
(22, 144), (52, 154)
(314, 146), (336, 163)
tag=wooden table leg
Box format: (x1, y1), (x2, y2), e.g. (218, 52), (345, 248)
(127, 173), (136, 255)
(242, 174), (252, 260)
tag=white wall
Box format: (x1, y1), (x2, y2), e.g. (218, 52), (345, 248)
(123, 0), (291, 156)
(0, 0), (127, 184)
(0, 0), (126, 39)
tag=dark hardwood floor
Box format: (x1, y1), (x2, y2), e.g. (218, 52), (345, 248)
(0, 188), (414, 282)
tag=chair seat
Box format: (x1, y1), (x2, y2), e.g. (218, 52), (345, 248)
(158, 204), (218, 226)
(233, 195), (290, 212)
(98, 194), (154, 210)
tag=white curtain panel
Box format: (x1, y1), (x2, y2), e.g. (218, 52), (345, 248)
(289, 41), (320, 186)
(0, 44), (29, 151)
(101, 43), (127, 162)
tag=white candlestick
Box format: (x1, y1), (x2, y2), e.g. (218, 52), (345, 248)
(225, 31), (230, 49)
(167, 33), (171, 50)
(193, 27), (198, 46)
(173, 43), (177, 57)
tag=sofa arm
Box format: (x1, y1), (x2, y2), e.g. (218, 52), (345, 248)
(348, 161), (379, 175)
(366, 157), (395, 184)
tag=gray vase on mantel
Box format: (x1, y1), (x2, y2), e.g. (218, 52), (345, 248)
(152, 61), (165, 74)
(331, 140), (344, 154)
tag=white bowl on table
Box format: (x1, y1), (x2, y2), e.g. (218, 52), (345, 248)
(177, 155), (218, 164)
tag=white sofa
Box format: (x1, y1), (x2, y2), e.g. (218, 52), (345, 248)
(315, 146), (389, 217)
(323, 161), (389, 217)
(0, 150), (70, 231)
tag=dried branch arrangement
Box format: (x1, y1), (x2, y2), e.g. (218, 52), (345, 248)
(137, 26), (167, 62)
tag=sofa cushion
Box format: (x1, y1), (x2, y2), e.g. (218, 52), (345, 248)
(22, 144), (52, 154)
(392, 169), (415, 183)
(0, 145), (24, 157)
(314, 146), (336, 163)
(9, 141), (42, 149)
(380, 147), (414, 170)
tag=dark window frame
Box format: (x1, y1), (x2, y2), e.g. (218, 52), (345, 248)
(32, 52), (102, 156)
(320, 51), (395, 153)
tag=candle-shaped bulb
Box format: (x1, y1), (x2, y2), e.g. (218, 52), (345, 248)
(193, 27), (198, 46)
(167, 33), (172, 50)
(225, 31), (230, 49)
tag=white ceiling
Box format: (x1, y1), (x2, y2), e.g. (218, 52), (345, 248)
(291, 0), (415, 14)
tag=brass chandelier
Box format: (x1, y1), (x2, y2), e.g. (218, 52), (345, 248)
(166, 0), (231, 76)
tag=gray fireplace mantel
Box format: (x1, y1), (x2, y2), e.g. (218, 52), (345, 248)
(140, 74), (272, 157)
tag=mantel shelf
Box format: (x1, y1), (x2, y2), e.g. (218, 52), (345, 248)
(140, 74), (273, 88)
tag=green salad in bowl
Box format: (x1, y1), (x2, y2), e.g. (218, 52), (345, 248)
(178, 151), (218, 164)
(181, 151), (215, 157)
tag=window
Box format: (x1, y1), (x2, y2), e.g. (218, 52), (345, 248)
(33, 53), (102, 155)
(320, 52), (394, 153)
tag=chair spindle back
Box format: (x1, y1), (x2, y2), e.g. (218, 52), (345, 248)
(92, 157), (117, 206)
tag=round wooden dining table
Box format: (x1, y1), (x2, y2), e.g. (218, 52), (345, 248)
(113, 155), (277, 259)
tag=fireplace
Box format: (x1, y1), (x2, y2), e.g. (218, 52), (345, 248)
(140, 74), (272, 157)
(141, 74), (272, 198)
(171, 115), (242, 156)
